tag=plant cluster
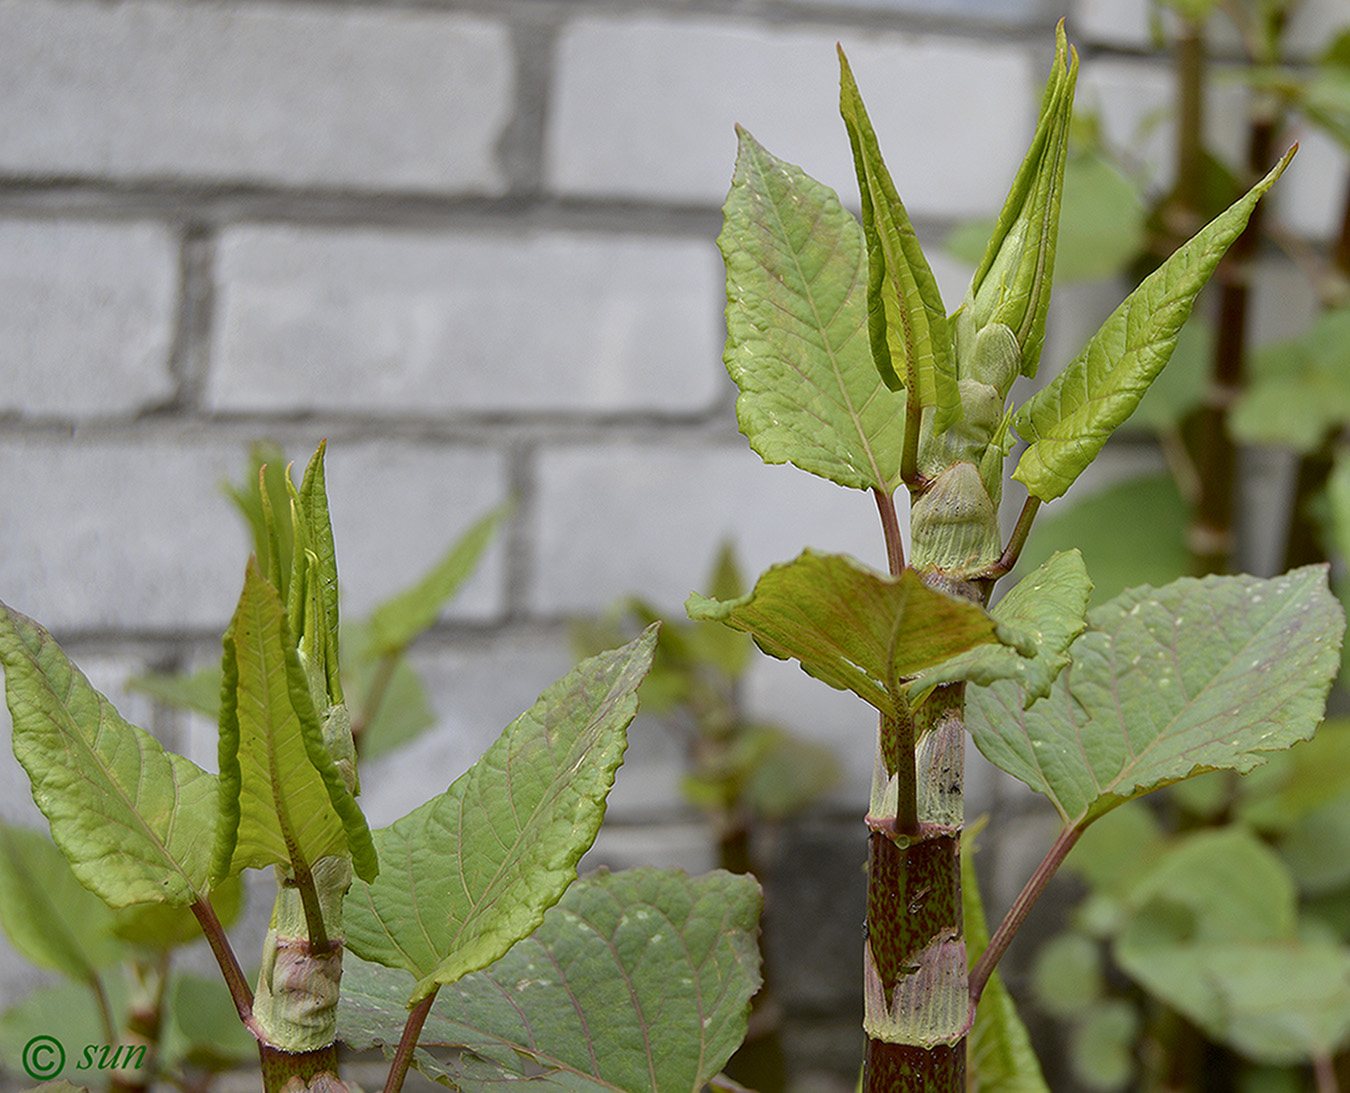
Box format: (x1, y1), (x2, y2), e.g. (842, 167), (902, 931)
(0, 444), (761, 1093)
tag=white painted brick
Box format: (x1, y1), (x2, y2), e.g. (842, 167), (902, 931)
(1077, 55), (1250, 189)
(0, 0), (512, 192)
(209, 227), (723, 416)
(1072, 0), (1348, 57)
(1274, 127), (1346, 239)
(0, 439), (251, 632)
(321, 441), (509, 621)
(0, 437), (507, 633)
(0, 220), (177, 418)
(532, 439), (892, 618)
(359, 633), (575, 828)
(547, 16), (1040, 217)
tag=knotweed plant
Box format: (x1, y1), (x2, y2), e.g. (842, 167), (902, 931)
(692, 25), (1345, 1091)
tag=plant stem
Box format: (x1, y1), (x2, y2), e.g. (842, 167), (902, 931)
(259, 1042), (341, 1093)
(383, 990), (438, 1093)
(191, 896), (265, 1042)
(968, 823), (1082, 1006)
(978, 495), (1041, 580)
(289, 854), (333, 955)
(873, 487), (906, 576)
(89, 972), (118, 1047)
(1190, 78), (1280, 575)
(351, 650), (400, 755)
(1315, 1053), (1340, 1093)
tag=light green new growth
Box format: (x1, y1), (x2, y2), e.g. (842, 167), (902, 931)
(839, 48), (961, 437)
(1013, 147), (1297, 501)
(718, 127), (905, 493)
(0, 603), (217, 908)
(345, 628), (657, 1002)
(213, 559), (376, 885)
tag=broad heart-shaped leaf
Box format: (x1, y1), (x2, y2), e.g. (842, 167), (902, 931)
(212, 559), (377, 883)
(1012, 146), (1295, 501)
(839, 49), (961, 432)
(964, 835), (1050, 1093)
(1114, 828), (1350, 1065)
(364, 502), (509, 658)
(908, 550), (1091, 706)
(338, 867), (762, 1093)
(718, 126), (906, 493)
(344, 628), (657, 1001)
(687, 550), (1031, 719)
(0, 602), (216, 906)
(968, 566), (1344, 829)
(0, 822), (124, 982)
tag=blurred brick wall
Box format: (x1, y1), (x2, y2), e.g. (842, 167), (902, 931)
(0, 0), (1344, 1085)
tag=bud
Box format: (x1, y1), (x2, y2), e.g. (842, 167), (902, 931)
(960, 21), (1077, 385)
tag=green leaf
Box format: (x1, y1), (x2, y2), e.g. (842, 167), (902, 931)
(1114, 828), (1350, 1065)
(343, 623), (435, 761)
(224, 440), (293, 591)
(0, 822), (124, 982)
(965, 834), (1051, 1093)
(212, 559), (376, 883)
(364, 503), (509, 658)
(0, 978), (128, 1082)
(1239, 719), (1350, 833)
(164, 973), (258, 1070)
(338, 867), (762, 1093)
(1012, 147), (1295, 501)
(967, 566), (1344, 829)
(1128, 319), (1211, 432)
(947, 150), (1145, 287)
(908, 550), (1091, 705)
(288, 442), (343, 705)
(839, 49), (961, 430)
(1029, 933), (1103, 1021)
(1229, 307), (1350, 454)
(687, 550), (1030, 719)
(110, 875), (243, 950)
(738, 725), (842, 819)
(0, 602), (216, 906)
(126, 664), (222, 720)
(344, 629), (657, 1000)
(1018, 474), (1190, 610)
(1067, 1000), (1138, 1091)
(718, 126), (907, 492)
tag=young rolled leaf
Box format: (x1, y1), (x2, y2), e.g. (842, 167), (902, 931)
(962, 21), (1077, 380)
(0, 602), (216, 906)
(288, 442), (343, 706)
(718, 126), (906, 493)
(687, 550), (1032, 719)
(1012, 146), (1296, 502)
(338, 867), (762, 1093)
(966, 566), (1344, 830)
(212, 559), (377, 883)
(839, 48), (961, 432)
(344, 628), (657, 1001)
(907, 549), (1091, 705)
(363, 502), (509, 658)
